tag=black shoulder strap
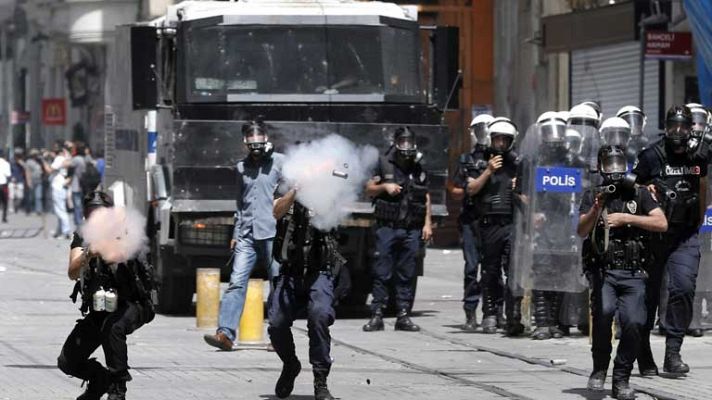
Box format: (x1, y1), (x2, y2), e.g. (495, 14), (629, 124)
(652, 142), (667, 176)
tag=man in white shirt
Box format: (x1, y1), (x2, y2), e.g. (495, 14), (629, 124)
(48, 146), (71, 238)
(0, 149), (10, 222)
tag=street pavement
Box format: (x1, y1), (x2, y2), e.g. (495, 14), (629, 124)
(1, 213), (712, 399)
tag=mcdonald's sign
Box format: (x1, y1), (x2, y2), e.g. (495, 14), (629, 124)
(42, 98), (66, 126)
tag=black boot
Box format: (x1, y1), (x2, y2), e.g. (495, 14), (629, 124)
(663, 351), (690, 375)
(481, 291), (498, 334)
(586, 370), (606, 391)
(532, 291), (550, 340)
(106, 381), (127, 400)
(549, 292), (564, 339)
(505, 296), (524, 337)
(314, 371), (335, 400)
(77, 374), (110, 400)
(363, 310), (384, 332)
(395, 309), (420, 332)
(463, 309), (478, 332)
(275, 360), (302, 398)
(611, 380), (636, 400)
(637, 335), (658, 376)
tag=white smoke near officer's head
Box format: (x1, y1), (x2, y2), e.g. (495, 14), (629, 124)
(80, 207), (149, 263)
(281, 134), (379, 230)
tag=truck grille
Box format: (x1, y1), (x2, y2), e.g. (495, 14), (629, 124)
(178, 219), (233, 247)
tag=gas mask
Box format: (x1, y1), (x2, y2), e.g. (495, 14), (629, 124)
(393, 128), (422, 165)
(598, 146), (636, 194)
(243, 123), (273, 159)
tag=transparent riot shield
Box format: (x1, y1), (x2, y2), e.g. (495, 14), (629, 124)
(695, 166), (712, 328)
(511, 123), (598, 294)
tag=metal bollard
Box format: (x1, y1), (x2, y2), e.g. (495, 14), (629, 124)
(239, 279), (265, 345)
(196, 268), (220, 328)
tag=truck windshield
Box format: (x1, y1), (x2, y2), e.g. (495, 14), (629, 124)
(182, 24), (423, 103)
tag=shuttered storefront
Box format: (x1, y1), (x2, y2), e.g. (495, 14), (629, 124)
(571, 41), (661, 136)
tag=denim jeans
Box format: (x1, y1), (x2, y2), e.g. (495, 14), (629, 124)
(33, 183), (42, 213)
(52, 187), (70, 235)
(72, 191), (84, 227)
(217, 231), (279, 342)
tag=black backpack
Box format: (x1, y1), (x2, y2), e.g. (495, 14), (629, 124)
(80, 162), (102, 193)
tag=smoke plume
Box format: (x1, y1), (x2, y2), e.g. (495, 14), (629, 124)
(80, 207), (149, 263)
(281, 134), (379, 230)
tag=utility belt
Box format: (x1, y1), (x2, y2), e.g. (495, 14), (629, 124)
(373, 198), (425, 228)
(601, 239), (647, 271)
(480, 214), (513, 227)
(376, 219), (421, 230)
(280, 235), (346, 278)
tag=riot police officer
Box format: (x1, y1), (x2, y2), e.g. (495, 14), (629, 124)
(521, 112), (586, 340)
(58, 191), (156, 400)
(466, 117), (523, 335)
(579, 145), (667, 400)
(363, 127), (433, 332)
(617, 106), (649, 163)
(453, 114), (493, 331)
(633, 105), (708, 375)
(269, 187), (344, 400)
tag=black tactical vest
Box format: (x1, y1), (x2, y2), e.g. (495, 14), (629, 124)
(458, 148), (488, 222)
(652, 142), (701, 229)
(373, 155), (428, 228)
(273, 202), (345, 276)
(478, 151), (517, 216)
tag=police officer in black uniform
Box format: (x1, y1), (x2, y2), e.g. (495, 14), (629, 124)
(57, 191), (156, 400)
(579, 145), (667, 400)
(269, 187), (344, 400)
(452, 115), (493, 331)
(633, 105), (708, 375)
(362, 126), (433, 332)
(466, 117), (524, 336)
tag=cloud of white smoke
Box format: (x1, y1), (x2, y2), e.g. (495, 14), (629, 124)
(281, 134), (379, 230)
(80, 207), (149, 263)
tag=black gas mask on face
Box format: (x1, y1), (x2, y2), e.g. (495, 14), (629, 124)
(598, 145), (636, 194)
(242, 121), (273, 159)
(393, 127), (422, 165)
(664, 106), (693, 152)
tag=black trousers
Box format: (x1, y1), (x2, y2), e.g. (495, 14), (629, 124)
(57, 302), (145, 383)
(479, 220), (513, 318)
(0, 184), (7, 222)
(268, 271), (335, 376)
(589, 269), (647, 382)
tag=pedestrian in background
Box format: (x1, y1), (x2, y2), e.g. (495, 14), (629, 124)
(46, 143), (71, 239)
(24, 149), (44, 215)
(0, 149), (10, 222)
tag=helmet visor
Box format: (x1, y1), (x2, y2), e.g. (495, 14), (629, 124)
(665, 122), (691, 140)
(600, 153), (627, 174)
(602, 128), (630, 148)
(395, 136), (416, 151)
(539, 122), (566, 144)
(470, 122), (489, 145)
(490, 134), (513, 153)
(620, 113), (645, 137)
(244, 131), (267, 145)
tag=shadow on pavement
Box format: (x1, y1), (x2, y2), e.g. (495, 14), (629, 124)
(561, 388), (608, 400)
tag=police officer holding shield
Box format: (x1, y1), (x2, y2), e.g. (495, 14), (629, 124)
(579, 145), (667, 400)
(452, 114), (493, 330)
(363, 127), (433, 332)
(466, 117), (523, 336)
(634, 105), (708, 375)
(513, 112), (588, 341)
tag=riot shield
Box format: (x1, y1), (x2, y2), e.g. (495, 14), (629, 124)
(511, 123), (596, 294)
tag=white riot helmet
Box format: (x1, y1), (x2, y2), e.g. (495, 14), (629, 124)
(600, 117), (631, 148)
(557, 111), (570, 122)
(470, 114), (494, 147)
(488, 117), (518, 154)
(616, 106), (647, 138)
(536, 111), (566, 146)
(686, 103), (710, 135)
(568, 104), (600, 128)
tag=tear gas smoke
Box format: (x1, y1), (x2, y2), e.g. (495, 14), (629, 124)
(282, 134), (379, 230)
(80, 206), (149, 263)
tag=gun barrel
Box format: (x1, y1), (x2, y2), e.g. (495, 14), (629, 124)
(603, 184), (616, 194)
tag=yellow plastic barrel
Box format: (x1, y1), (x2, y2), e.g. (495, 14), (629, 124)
(196, 268), (220, 328)
(239, 279), (265, 344)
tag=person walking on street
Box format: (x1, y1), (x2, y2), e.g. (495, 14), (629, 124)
(69, 142), (87, 227)
(203, 120), (284, 351)
(46, 144), (71, 239)
(0, 149), (10, 222)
